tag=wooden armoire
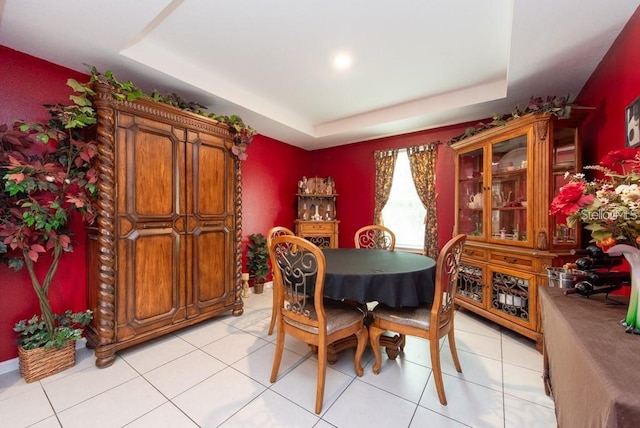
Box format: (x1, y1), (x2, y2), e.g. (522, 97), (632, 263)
(86, 82), (244, 368)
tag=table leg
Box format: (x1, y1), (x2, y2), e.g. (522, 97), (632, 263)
(326, 332), (404, 363)
(542, 337), (552, 396)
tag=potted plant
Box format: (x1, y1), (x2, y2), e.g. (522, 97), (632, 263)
(246, 233), (269, 294)
(0, 77), (98, 382)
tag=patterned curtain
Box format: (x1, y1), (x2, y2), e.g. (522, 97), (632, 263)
(373, 149), (398, 225)
(408, 143), (439, 258)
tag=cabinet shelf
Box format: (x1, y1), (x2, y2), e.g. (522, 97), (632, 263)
(492, 169), (527, 179)
(459, 176), (483, 182)
(491, 206), (526, 210)
(296, 177), (339, 248)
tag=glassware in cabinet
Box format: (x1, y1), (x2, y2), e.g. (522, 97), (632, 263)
(551, 127), (580, 246)
(457, 147), (485, 238)
(489, 134), (529, 245)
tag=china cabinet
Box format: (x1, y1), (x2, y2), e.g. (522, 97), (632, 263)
(451, 112), (587, 349)
(85, 82), (243, 368)
(295, 176), (339, 248)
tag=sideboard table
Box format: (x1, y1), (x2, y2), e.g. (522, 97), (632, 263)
(539, 286), (640, 428)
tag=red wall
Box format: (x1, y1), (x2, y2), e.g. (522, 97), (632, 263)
(1, 7), (639, 363)
(241, 134), (310, 274)
(0, 47), (90, 361)
(575, 7), (640, 162)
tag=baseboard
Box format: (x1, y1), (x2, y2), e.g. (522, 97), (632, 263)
(0, 356), (18, 375)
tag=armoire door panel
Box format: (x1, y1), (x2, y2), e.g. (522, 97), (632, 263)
(190, 227), (231, 306)
(116, 228), (186, 337)
(192, 141), (229, 216)
(130, 127), (179, 217)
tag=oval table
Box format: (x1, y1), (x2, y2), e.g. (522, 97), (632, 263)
(321, 248), (436, 363)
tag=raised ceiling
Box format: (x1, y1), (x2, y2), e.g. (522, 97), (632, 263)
(0, 0), (638, 150)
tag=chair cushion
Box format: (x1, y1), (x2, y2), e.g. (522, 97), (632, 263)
(284, 299), (365, 335)
(372, 304), (432, 330)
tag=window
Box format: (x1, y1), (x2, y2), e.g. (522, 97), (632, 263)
(381, 150), (426, 250)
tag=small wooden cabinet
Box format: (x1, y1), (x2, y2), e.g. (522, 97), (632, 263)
(294, 176), (339, 248)
(451, 112), (587, 349)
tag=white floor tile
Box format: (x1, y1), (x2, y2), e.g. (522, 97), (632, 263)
(221, 306), (272, 330)
(0, 369), (40, 399)
(455, 309), (502, 339)
(440, 347), (504, 392)
(144, 349), (227, 398)
(503, 361), (554, 408)
(501, 331), (543, 372)
(56, 377), (167, 428)
(175, 317), (239, 348)
(201, 330), (270, 365)
(219, 389), (319, 428)
(445, 329), (503, 361)
(419, 373), (505, 428)
(43, 357), (139, 412)
(118, 334), (197, 373)
(323, 379), (417, 428)
(232, 342), (305, 387)
(504, 394), (557, 428)
(172, 367), (265, 428)
(410, 406), (469, 427)
(125, 401), (199, 427)
(270, 358), (354, 416)
(391, 335), (434, 368)
(0, 383), (54, 427)
(31, 416), (62, 428)
(360, 354), (431, 403)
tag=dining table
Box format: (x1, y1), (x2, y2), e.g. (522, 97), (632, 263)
(321, 248), (436, 363)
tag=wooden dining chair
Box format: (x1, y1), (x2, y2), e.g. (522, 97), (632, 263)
(269, 235), (368, 414)
(266, 226), (295, 335)
(354, 224), (396, 250)
(368, 234), (467, 405)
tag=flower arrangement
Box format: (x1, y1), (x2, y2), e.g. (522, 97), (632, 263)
(226, 115), (256, 161)
(550, 147), (640, 250)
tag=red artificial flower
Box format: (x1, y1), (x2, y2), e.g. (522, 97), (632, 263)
(599, 148), (640, 169)
(549, 181), (595, 215)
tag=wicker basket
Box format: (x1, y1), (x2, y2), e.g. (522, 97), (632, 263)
(18, 341), (76, 383)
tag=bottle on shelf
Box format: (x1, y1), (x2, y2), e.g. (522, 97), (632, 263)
(574, 256), (623, 271)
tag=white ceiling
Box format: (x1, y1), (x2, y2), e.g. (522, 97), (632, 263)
(0, 0), (638, 150)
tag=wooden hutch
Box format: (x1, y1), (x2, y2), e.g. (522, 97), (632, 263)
(450, 112), (587, 349)
(294, 176), (339, 248)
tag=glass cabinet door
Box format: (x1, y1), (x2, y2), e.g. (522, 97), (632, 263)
(488, 266), (535, 329)
(551, 126), (580, 246)
(457, 147), (485, 239)
(489, 134), (529, 245)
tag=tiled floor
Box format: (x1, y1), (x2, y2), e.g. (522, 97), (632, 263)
(0, 288), (557, 427)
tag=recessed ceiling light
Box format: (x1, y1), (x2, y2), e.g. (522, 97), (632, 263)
(333, 53), (352, 70)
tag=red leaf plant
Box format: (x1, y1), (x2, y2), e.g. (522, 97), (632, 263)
(0, 79), (98, 348)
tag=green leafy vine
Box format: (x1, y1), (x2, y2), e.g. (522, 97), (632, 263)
(448, 95), (574, 144)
